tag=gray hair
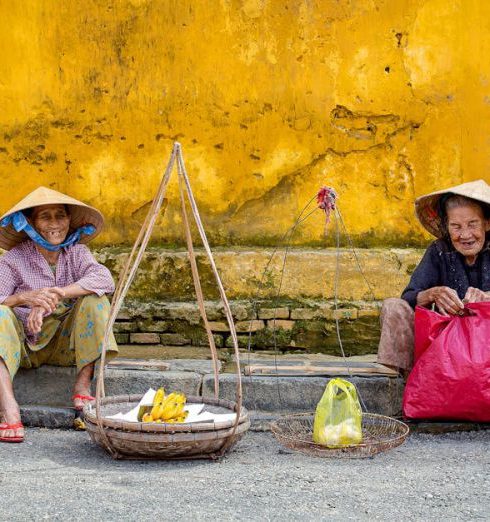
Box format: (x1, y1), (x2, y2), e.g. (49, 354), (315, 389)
(444, 194), (490, 217)
(440, 194), (490, 233)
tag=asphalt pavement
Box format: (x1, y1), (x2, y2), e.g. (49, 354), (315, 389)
(0, 428), (488, 520)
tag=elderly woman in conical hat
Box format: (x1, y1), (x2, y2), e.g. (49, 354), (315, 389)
(0, 187), (118, 443)
(377, 179), (490, 375)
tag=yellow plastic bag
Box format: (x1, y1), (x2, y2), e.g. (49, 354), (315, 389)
(312, 378), (363, 447)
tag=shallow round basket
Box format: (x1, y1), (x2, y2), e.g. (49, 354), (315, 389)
(271, 412), (409, 459)
(84, 394), (250, 460)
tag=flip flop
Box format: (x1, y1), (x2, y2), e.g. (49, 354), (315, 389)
(71, 395), (94, 431)
(72, 394), (95, 411)
(0, 422), (24, 443)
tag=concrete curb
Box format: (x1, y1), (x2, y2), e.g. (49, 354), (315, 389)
(20, 405), (74, 429)
(19, 405), (490, 435)
(203, 373), (405, 417)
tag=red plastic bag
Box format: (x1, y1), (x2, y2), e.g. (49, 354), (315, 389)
(403, 302), (490, 421)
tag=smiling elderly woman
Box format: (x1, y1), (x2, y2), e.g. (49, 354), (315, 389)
(0, 187), (118, 443)
(377, 179), (490, 375)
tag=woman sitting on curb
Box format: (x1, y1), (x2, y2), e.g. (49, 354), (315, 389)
(377, 179), (490, 376)
(0, 187), (118, 443)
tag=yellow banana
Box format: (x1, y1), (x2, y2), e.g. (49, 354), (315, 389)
(173, 393), (186, 404)
(152, 387), (165, 406)
(150, 387), (166, 418)
(161, 401), (186, 421)
(142, 390), (188, 422)
(176, 411), (188, 422)
(153, 403), (166, 420)
(163, 392), (186, 404)
(151, 403), (162, 420)
(162, 392), (178, 404)
(166, 411), (188, 423)
(159, 402), (178, 421)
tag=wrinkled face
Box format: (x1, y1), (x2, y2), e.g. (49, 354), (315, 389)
(446, 203), (490, 263)
(30, 204), (70, 245)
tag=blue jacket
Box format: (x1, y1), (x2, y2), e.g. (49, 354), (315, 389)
(401, 238), (490, 308)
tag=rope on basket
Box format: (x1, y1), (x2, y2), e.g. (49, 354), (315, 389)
(94, 142), (243, 459)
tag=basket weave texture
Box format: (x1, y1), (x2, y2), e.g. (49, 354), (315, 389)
(271, 412), (409, 458)
(84, 395), (250, 459)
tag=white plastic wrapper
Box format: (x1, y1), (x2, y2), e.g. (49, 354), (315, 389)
(100, 388), (236, 424)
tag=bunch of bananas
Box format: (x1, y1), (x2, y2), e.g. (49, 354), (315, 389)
(139, 387), (188, 423)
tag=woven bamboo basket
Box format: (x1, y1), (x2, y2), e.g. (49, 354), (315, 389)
(271, 412), (409, 458)
(84, 395), (250, 459)
(86, 143), (250, 460)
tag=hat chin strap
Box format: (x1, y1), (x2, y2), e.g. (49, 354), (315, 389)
(0, 211), (95, 252)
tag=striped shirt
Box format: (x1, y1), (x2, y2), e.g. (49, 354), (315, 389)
(0, 240), (115, 342)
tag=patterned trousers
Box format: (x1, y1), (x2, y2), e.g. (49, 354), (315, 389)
(376, 297), (415, 372)
(0, 295), (118, 380)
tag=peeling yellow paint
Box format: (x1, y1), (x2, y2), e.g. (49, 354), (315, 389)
(0, 0), (489, 247)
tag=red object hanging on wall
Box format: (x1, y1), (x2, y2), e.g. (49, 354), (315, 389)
(316, 186), (337, 223)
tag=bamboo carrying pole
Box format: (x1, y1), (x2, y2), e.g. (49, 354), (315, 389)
(94, 142), (243, 459)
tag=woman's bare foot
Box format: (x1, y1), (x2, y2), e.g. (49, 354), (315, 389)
(0, 406), (24, 440)
(72, 362), (95, 410)
(0, 360), (24, 441)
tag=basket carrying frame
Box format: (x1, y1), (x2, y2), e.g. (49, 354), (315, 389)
(92, 142), (245, 459)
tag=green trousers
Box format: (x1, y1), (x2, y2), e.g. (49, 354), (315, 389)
(0, 295), (118, 380)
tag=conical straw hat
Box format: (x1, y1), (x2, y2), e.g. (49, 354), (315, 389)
(415, 179), (490, 238)
(0, 186), (104, 250)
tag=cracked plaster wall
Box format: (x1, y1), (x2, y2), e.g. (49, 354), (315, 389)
(1, 0), (489, 247)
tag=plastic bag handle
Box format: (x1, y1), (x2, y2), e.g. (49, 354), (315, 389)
(328, 378), (362, 412)
(329, 377), (355, 397)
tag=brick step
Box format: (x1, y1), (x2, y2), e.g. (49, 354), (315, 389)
(114, 299), (382, 355)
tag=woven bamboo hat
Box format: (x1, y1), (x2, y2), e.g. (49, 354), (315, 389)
(0, 186), (104, 250)
(415, 179), (490, 238)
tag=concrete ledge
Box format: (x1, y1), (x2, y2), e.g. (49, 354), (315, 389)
(15, 367), (77, 407)
(202, 374), (404, 417)
(20, 405), (74, 429)
(15, 366), (202, 407)
(15, 363), (403, 424)
(104, 369), (202, 397)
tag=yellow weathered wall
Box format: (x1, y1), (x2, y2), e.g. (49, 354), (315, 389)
(1, 0), (489, 246)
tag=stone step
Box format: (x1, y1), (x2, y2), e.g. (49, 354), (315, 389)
(13, 366), (202, 407)
(94, 246), (421, 301)
(202, 374), (404, 417)
(14, 359), (403, 418)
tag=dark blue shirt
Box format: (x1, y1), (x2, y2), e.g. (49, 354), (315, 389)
(401, 238), (490, 308)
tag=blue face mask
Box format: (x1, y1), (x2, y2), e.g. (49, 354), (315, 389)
(0, 210), (95, 252)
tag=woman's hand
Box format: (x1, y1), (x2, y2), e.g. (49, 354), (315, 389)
(17, 287), (65, 313)
(463, 287), (490, 303)
(418, 286), (464, 316)
(27, 306), (45, 335)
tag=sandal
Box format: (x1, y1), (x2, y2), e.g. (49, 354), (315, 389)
(71, 395), (95, 431)
(73, 411), (87, 431)
(0, 422), (24, 443)
(72, 394), (95, 411)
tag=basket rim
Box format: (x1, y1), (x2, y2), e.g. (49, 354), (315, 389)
(84, 394), (250, 433)
(271, 411), (410, 451)
(85, 416), (251, 442)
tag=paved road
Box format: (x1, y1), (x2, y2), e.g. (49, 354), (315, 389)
(0, 428), (488, 521)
